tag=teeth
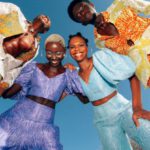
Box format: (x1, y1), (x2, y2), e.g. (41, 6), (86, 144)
(75, 53), (82, 57)
(52, 60), (58, 64)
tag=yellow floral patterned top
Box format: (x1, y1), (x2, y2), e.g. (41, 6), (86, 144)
(94, 3), (150, 54)
(94, 0), (150, 87)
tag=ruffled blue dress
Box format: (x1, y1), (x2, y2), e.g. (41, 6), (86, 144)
(79, 49), (150, 150)
(0, 62), (83, 150)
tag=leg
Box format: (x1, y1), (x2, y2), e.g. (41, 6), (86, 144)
(95, 121), (132, 150)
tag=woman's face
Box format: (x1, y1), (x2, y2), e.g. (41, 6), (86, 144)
(45, 42), (65, 67)
(73, 2), (96, 25)
(69, 36), (88, 62)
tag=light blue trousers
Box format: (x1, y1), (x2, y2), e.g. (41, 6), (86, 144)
(93, 93), (150, 150)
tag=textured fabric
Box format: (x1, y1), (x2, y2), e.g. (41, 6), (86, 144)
(13, 62), (83, 101)
(94, 0), (150, 87)
(0, 62), (83, 149)
(79, 50), (150, 150)
(0, 2), (27, 35)
(0, 2), (26, 79)
(96, 105), (150, 150)
(0, 2), (39, 87)
(80, 49), (135, 101)
(0, 11), (24, 37)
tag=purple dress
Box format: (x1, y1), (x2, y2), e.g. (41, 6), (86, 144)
(0, 62), (83, 150)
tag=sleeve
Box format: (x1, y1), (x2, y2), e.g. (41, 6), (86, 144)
(1, 54), (23, 86)
(14, 62), (35, 87)
(109, 0), (150, 15)
(11, 62), (36, 100)
(64, 69), (85, 96)
(93, 48), (136, 85)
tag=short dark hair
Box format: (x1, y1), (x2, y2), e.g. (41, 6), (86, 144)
(68, 0), (90, 23)
(68, 32), (88, 48)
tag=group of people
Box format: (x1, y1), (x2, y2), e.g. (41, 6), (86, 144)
(0, 0), (150, 150)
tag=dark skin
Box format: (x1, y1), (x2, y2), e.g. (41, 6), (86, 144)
(71, 1), (150, 86)
(3, 15), (51, 62)
(69, 35), (150, 127)
(2, 41), (66, 98)
(72, 2), (134, 46)
(0, 15), (50, 96)
(2, 41), (89, 104)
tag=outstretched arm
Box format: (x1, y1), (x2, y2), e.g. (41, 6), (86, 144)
(130, 75), (150, 127)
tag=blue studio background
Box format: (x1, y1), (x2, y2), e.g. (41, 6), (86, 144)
(0, 0), (150, 150)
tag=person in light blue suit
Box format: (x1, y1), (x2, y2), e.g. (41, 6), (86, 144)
(68, 32), (150, 150)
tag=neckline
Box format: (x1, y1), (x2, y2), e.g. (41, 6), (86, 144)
(78, 57), (94, 85)
(79, 67), (94, 85)
(35, 63), (65, 79)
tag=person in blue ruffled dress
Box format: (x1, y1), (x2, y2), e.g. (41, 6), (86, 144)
(68, 32), (150, 150)
(0, 34), (88, 150)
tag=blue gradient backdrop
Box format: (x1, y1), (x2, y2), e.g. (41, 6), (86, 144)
(0, 0), (150, 150)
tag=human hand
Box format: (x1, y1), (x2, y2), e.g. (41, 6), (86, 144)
(133, 109), (150, 127)
(64, 63), (76, 71)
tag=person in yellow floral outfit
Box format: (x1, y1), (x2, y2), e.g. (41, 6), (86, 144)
(68, 0), (150, 88)
(0, 2), (51, 95)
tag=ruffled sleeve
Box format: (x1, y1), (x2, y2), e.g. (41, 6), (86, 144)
(12, 62), (36, 100)
(64, 69), (85, 96)
(93, 48), (136, 85)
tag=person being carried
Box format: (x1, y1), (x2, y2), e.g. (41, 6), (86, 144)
(0, 2), (51, 95)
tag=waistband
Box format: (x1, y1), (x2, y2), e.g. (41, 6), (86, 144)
(27, 95), (56, 109)
(92, 91), (117, 106)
